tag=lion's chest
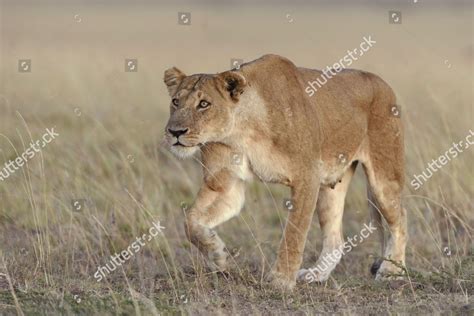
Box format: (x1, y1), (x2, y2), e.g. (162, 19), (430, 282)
(240, 140), (291, 185)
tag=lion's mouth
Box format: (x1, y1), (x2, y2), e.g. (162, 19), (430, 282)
(165, 132), (204, 149)
(173, 141), (204, 149)
(168, 138), (201, 159)
(173, 141), (193, 147)
(172, 140), (204, 148)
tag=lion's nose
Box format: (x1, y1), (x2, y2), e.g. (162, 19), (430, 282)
(168, 128), (189, 138)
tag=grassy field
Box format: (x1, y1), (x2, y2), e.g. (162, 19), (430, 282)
(0, 1), (472, 314)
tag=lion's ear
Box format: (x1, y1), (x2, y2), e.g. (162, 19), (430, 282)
(219, 71), (247, 102)
(164, 67), (186, 96)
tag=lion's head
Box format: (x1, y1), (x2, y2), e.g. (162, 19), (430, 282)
(163, 67), (247, 158)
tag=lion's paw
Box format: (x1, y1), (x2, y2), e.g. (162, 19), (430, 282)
(297, 268), (330, 283)
(375, 261), (405, 281)
(207, 248), (228, 272)
(266, 270), (296, 291)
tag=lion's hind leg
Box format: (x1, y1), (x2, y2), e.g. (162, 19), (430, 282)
(363, 163), (407, 279)
(362, 131), (407, 279)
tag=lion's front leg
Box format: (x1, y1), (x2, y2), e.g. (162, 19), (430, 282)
(184, 177), (245, 271)
(269, 177), (320, 290)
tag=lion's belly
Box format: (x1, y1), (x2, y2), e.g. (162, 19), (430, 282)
(319, 136), (368, 187)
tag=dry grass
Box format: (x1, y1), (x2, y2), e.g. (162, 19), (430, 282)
(0, 1), (472, 314)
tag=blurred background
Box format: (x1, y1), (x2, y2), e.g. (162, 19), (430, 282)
(0, 0), (472, 314)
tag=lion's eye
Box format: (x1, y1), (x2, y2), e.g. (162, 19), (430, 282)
(198, 100), (210, 109)
(172, 98), (179, 107)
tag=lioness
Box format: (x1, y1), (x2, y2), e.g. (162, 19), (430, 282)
(163, 54), (407, 289)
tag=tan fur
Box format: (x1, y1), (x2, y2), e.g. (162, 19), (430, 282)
(163, 54), (407, 290)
